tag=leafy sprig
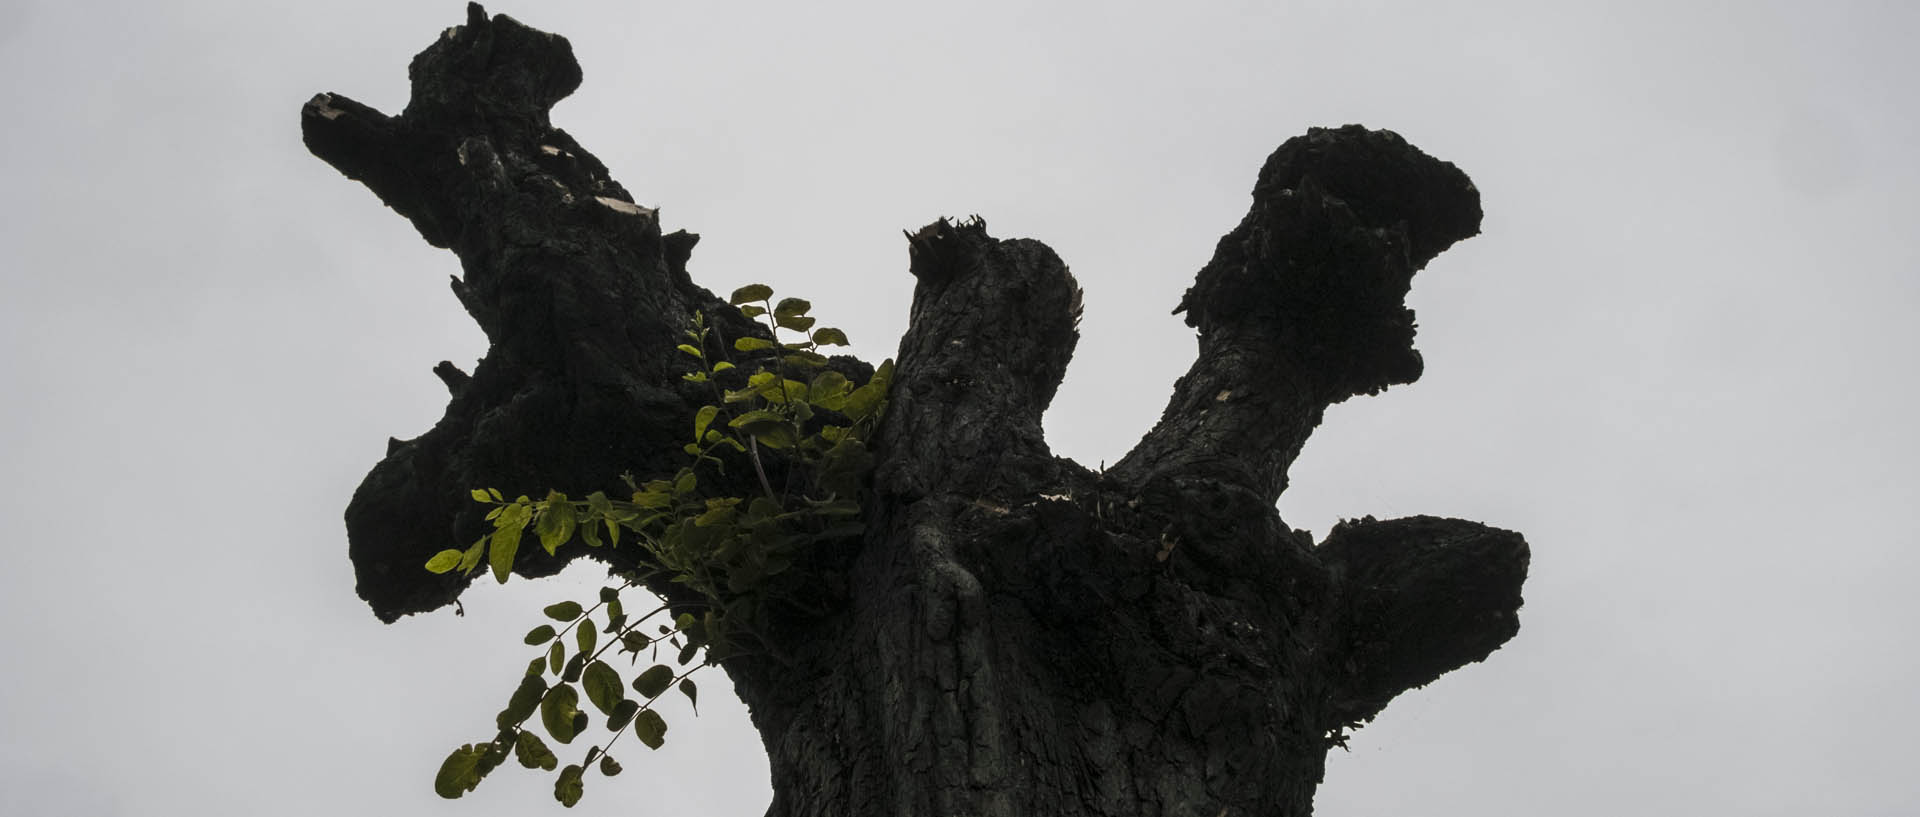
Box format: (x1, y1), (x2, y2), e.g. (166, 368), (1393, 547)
(425, 284), (890, 806)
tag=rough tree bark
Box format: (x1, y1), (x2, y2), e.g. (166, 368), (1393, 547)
(303, 6), (1529, 816)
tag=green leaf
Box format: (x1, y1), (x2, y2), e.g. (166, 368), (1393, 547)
(514, 729), (559, 771)
(734, 336), (777, 352)
(773, 297), (812, 318)
(607, 699), (640, 731)
(729, 283), (773, 305)
(457, 536), (487, 574)
(433, 744), (488, 799)
(576, 621), (597, 656)
(712, 361), (736, 372)
(632, 483), (673, 509)
(693, 405), (720, 442)
(772, 376), (809, 402)
(632, 664), (675, 699)
(809, 371), (851, 407)
(678, 678), (699, 713)
(563, 653), (588, 683)
(499, 675), (546, 729)
(682, 371), (708, 383)
(535, 499), (576, 556)
(599, 755), (623, 776)
(775, 313), (816, 332)
(632, 710), (668, 750)
(470, 488), (493, 503)
(747, 423), (797, 449)
(782, 350), (829, 369)
(673, 470), (697, 495)
(731, 407), (798, 448)
(540, 684), (581, 744)
(524, 624), (557, 645)
(548, 641), (566, 675)
(488, 487), (505, 501)
(527, 657), (547, 677)
(811, 327), (850, 346)
(489, 525), (520, 584)
(727, 408), (785, 428)
(582, 661), (624, 715)
(843, 382), (887, 422)
(425, 549), (464, 573)
(494, 500), (532, 530)
(675, 343), (705, 359)
(739, 304), (766, 318)
(543, 601), (583, 621)
(555, 764), (585, 807)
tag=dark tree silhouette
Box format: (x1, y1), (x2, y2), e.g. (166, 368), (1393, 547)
(303, 6), (1529, 815)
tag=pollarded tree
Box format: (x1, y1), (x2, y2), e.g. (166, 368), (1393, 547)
(303, 5), (1529, 815)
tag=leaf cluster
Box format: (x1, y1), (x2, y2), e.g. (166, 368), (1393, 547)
(425, 284), (891, 806)
(431, 583), (699, 805)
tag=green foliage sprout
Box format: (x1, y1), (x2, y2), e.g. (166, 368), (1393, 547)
(422, 284), (892, 806)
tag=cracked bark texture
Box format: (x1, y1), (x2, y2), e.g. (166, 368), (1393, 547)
(304, 6), (1529, 816)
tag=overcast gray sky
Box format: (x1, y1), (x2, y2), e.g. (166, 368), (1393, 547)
(3, 1), (1916, 814)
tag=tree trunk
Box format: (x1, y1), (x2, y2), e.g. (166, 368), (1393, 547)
(303, 6), (1529, 816)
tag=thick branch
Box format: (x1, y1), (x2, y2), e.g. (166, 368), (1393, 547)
(305, 4), (768, 621)
(873, 218), (1084, 502)
(1111, 126), (1482, 504)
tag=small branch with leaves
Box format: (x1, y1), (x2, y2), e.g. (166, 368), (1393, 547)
(425, 285), (891, 806)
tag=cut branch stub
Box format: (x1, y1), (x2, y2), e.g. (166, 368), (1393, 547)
(876, 217), (1083, 501)
(1318, 515), (1530, 725)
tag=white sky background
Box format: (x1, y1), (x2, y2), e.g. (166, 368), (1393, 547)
(1, 0), (1915, 814)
